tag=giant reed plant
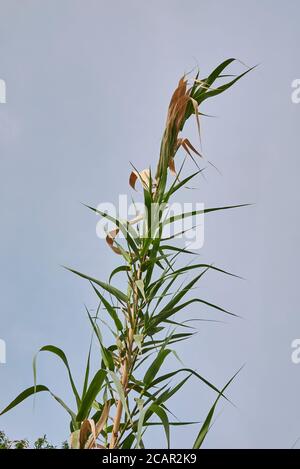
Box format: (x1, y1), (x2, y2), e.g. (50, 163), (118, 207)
(1, 59), (252, 449)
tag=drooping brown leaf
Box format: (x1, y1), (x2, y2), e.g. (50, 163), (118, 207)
(129, 168), (154, 191)
(181, 138), (202, 158)
(168, 158), (176, 176)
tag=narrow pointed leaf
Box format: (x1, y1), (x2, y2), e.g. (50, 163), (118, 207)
(0, 385), (76, 424)
(91, 284), (123, 331)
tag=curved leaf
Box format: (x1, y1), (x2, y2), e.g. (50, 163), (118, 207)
(149, 404), (170, 448)
(76, 369), (107, 422)
(33, 345), (80, 408)
(144, 349), (172, 387)
(193, 368), (241, 448)
(91, 284), (123, 331)
(151, 368), (229, 400)
(109, 265), (130, 283)
(0, 385), (76, 425)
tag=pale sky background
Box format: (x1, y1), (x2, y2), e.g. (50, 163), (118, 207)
(0, 0), (300, 448)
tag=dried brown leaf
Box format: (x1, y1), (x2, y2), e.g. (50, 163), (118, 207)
(106, 228), (122, 255)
